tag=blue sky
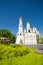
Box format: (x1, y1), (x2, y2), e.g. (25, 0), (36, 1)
(0, 0), (43, 36)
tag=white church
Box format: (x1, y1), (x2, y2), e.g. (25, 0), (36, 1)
(16, 17), (39, 45)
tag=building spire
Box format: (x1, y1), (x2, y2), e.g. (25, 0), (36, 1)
(18, 17), (23, 33)
(19, 17), (23, 21)
(26, 22), (30, 30)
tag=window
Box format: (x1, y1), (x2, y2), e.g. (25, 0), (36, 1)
(20, 33), (21, 35)
(20, 39), (23, 44)
(28, 30), (30, 32)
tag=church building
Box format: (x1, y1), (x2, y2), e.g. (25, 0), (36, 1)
(16, 17), (39, 45)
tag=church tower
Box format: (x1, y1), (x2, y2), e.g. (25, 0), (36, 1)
(16, 17), (24, 44)
(18, 17), (23, 33)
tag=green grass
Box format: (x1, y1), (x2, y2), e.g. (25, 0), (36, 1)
(0, 43), (43, 65)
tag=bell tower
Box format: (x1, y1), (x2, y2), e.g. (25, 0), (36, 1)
(16, 17), (24, 44)
(18, 17), (23, 33)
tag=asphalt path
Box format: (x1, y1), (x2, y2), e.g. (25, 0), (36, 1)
(23, 44), (43, 49)
(22, 44), (43, 54)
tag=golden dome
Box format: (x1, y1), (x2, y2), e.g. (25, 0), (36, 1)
(19, 17), (23, 20)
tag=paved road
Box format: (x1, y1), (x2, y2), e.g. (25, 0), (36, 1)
(23, 44), (43, 54)
(23, 44), (43, 49)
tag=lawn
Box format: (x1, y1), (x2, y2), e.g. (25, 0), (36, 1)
(0, 44), (43, 65)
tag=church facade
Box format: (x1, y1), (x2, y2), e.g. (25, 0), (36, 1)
(16, 17), (39, 45)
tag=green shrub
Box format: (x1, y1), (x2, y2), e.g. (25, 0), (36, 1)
(0, 44), (30, 58)
(0, 54), (3, 59)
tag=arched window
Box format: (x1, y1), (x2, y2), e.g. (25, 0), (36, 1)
(19, 39), (23, 44)
(28, 30), (30, 32)
(20, 33), (21, 35)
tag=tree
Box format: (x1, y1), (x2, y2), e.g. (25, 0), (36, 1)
(36, 35), (40, 44)
(9, 34), (16, 43)
(0, 29), (16, 43)
(40, 38), (43, 44)
(36, 35), (43, 44)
